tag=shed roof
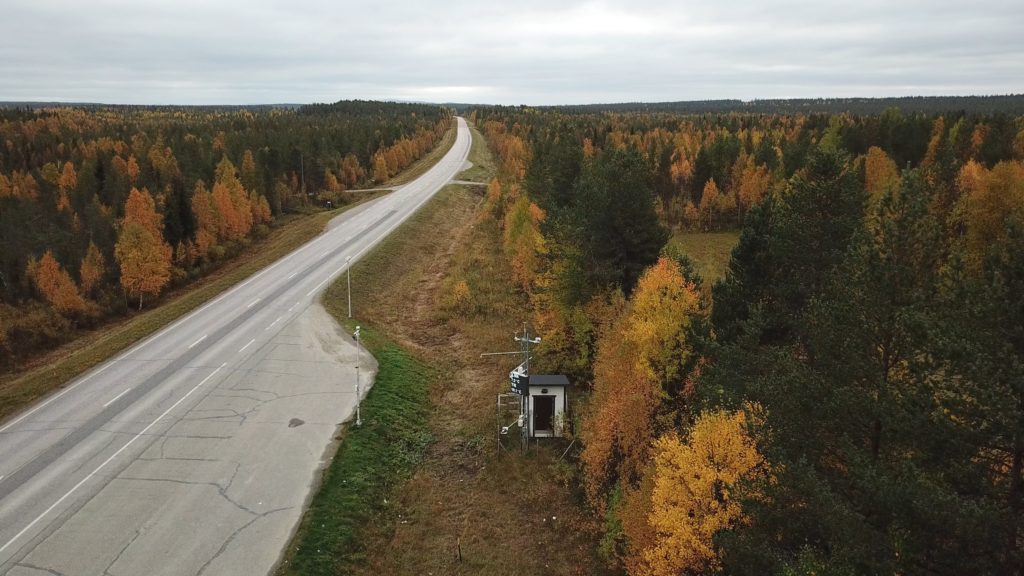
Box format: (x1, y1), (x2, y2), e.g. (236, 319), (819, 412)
(529, 374), (570, 387)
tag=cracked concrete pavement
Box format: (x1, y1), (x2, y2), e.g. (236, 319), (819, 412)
(0, 118), (471, 575)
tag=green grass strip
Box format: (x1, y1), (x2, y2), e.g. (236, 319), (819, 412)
(278, 326), (433, 576)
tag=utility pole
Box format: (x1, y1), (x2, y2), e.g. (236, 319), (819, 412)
(354, 325), (362, 426)
(481, 322), (541, 451)
(346, 256), (352, 318)
(513, 323), (541, 450)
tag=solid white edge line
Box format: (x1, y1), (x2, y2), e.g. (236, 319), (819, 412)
(0, 362), (227, 555)
(305, 278), (329, 297)
(101, 388), (131, 408)
(239, 339), (256, 353)
(187, 335), (207, 350)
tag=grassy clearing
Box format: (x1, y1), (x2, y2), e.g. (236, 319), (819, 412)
(277, 326), (433, 576)
(672, 230), (741, 284)
(286, 120), (607, 575)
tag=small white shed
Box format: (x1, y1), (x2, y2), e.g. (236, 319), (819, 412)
(525, 375), (570, 438)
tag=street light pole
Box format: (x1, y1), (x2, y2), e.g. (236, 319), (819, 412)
(354, 325), (362, 426)
(346, 256), (352, 319)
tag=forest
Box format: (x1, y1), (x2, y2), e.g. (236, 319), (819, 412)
(0, 100), (451, 368)
(472, 101), (1024, 575)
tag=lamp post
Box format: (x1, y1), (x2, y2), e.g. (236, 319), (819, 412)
(354, 325), (362, 427)
(346, 256), (352, 319)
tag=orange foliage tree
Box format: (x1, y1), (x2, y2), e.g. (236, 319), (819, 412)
(581, 257), (703, 507)
(372, 153), (389, 184)
(734, 156), (771, 219)
(864, 146), (899, 207)
(27, 251), (87, 317)
(191, 180), (218, 259)
(79, 241), (105, 296)
(212, 157), (252, 241)
(115, 188), (172, 309)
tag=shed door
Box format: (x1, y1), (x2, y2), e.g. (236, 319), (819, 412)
(533, 395), (555, 432)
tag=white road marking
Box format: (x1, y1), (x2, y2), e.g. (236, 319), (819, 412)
(0, 363), (227, 555)
(187, 335), (207, 349)
(0, 362), (113, 434)
(102, 388), (132, 408)
(239, 339), (256, 353)
(320, 250), (331, 258)
(306, 278), (330, 297)
(265, 317), (282, 331)
(287, 271), (297, 280)
(246, 298), (260, 309)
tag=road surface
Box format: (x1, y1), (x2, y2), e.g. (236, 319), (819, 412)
(0, 117), (471, 575)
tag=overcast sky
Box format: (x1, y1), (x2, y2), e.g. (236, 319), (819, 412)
(1, 0), (1022, 105)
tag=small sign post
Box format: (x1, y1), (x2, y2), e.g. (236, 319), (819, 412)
(509, 364), (529, 395)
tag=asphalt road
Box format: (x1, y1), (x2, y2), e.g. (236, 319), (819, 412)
(0, 116), (471, 576)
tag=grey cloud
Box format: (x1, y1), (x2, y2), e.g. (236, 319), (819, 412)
(0, 0), (1021, 104)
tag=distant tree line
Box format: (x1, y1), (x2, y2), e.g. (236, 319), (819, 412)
(0, 100), (451, 368)
(471, 94), (1024, 116)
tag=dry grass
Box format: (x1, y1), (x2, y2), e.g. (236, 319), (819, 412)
(313, 124), (608, 575)
(672, 230), (741, 284)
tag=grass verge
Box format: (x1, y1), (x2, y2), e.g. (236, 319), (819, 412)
(276, 184), (480, 575)
(280, 120), (608, 575)
(455, 123), (495, 183)
(277, 325), (433, 576)
(672, 230), (741, 284)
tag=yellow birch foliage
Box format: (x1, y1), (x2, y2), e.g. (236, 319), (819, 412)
(636, 408), (767, 576)
(699, 179), (720, 229)
(964, 160), (1024, 272)
(503, 195), (547, 290)
(625, 257), (700, 388)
